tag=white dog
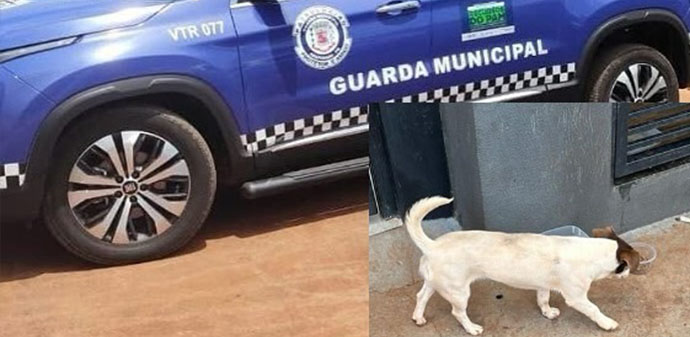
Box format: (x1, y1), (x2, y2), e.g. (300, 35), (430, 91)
(406, 196), (640, 335)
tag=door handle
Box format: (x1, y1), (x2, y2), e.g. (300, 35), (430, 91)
(376, 0), (421, 14)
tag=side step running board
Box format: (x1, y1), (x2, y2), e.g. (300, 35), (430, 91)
(241, 157), (369, 199)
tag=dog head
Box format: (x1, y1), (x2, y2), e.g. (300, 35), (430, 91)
(592, 226), (641, 278)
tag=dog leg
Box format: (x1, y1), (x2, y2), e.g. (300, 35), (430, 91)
(536, 289), (560, 319)
(412, 281), (435, 326)
(447, 284), (483, 336)
(562, 291), (618, 330)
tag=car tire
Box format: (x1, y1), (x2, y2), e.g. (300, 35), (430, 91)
(43, 105), (216, 265)
(586, 43), (679, 103)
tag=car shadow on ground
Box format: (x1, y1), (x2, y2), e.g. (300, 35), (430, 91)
(0, 176), (368, 283)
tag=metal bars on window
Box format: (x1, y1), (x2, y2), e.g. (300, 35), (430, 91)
(614, 103), (690, 178)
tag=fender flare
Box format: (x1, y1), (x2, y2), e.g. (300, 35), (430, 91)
(22, 75), (253, 213)
(578, 9), (690, 88)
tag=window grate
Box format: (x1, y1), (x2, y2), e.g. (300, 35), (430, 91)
(614, 103), (690, 179)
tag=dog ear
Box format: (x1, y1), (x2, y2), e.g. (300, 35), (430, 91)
(592, 226), (616, 239)
(593, 226), (642, 274)
(619, 249), (641, 274)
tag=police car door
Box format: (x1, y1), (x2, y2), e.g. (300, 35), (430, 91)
(428, 0), (575, 102)
(230, 0), (433, 154)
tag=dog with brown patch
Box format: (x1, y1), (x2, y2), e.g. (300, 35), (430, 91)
(406, 196), (640, 335)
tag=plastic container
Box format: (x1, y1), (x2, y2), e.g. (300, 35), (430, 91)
(629, 242), (657, 275)
(541, 225), (589, 238)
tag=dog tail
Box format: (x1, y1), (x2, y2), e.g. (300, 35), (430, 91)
(405, 196), (454, 254)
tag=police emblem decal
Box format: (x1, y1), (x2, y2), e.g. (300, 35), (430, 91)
(293, 6), (352, 70)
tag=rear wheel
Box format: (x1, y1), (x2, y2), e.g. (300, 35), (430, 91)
(586, 44), (679, 103)
(43, 105), (216, 264)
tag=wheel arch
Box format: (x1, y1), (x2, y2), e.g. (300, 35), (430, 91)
(579, 9), (690, 91)
(23, 75), (253, 216)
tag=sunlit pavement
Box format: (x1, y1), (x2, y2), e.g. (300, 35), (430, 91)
(0, 177), (368, 337)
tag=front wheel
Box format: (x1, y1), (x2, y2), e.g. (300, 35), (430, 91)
(43, 105), (216, 265)
(586, 44), (679, 103)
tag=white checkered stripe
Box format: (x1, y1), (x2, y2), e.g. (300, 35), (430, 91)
(387, 62), (576, 103)
(240, 106), (369, 153)
(0, 163), (26, 190)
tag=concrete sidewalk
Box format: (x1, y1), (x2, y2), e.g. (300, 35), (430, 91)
(370, 219), (690, 337)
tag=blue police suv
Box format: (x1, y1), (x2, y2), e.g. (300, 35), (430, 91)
(1, 0), (689, 263)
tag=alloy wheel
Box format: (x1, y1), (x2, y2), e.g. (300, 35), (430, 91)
(609, 63), (668, 103)
(67, 131), (191, 244)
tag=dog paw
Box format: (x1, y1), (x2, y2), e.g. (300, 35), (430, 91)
(462, 323), (483, 335)
(412, 316), (427, 326)
(597, 318), (619, 331)
(541, 307), (560, 319)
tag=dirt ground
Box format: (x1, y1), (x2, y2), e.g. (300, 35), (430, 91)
(0, 177), (368, 337)
(370, 221), (690, 337)
(681, 89), (690, 102)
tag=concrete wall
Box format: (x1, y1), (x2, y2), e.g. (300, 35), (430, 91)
(369, 218), (461, 292)
(441, 103), (690, 234)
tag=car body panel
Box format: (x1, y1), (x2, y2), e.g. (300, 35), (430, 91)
(0, 0), (174, 51)
(231, 0), (433, 132)
(0, 65), (54, 164)
(430, 0), (690, 101)
(2, 0), (247, 164)
(2, 0), (690, 222)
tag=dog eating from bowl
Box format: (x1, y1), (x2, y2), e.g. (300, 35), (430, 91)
(406, 196), (641, 335)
